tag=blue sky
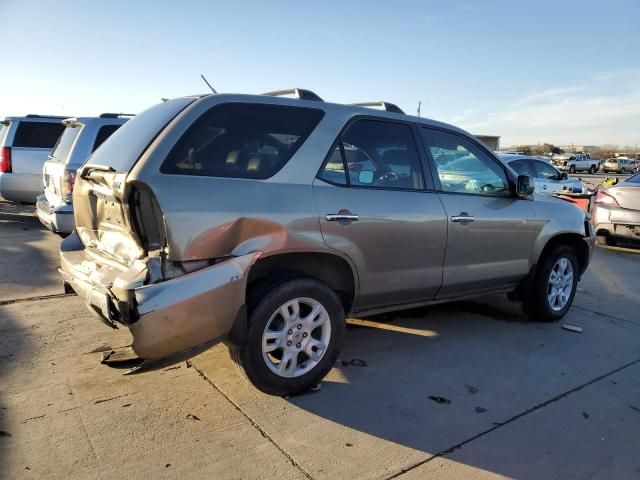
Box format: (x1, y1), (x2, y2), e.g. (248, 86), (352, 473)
(1, 0), (638, 146)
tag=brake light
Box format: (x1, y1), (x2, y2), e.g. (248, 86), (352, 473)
(0, 147), (11, 173)
(61, 168), (77, 200)
(595, 190), (619, 206)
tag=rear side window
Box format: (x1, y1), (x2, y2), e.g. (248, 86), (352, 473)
(92, 124), (122, 152)
(50, 126), (81, 162)
(533, 160), (559, 179)
(161, 103), (324, 179)
(13, 121), (65, 148)
(0, 122), (9, 145)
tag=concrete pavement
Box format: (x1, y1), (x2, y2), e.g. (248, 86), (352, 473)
(1, 200), (639, 479)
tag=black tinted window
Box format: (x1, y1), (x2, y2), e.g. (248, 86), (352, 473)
(92, 124), (122, 152)
(50, 126), (81, 162)
(318, 120), (424, 190)
(161, 103), (324, 179)
(509, 159), (533, 176)
(13, 121), (64, 148)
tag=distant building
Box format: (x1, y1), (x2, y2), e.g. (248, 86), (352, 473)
(559, 145), (601, 154)
(475, 135), (500, 150)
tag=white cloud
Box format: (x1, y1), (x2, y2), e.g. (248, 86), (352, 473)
(450, 69), (640, 146)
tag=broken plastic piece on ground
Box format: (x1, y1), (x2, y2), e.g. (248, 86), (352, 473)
(100, 346), (143, 368)
(350, 359), (367, 367)
(186, 413), (201, 421)
(466, 384), (479, 394)
(475, 406), (487, 413)
(428, 395), (451, 404)
(309, 383), (322, 392)
(562, 324), (584, 333)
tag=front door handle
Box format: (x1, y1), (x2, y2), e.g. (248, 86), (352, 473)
(451, 213), (475, 223)
(326, 213), (359, 222)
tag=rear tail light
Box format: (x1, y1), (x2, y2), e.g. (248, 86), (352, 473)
(0, 147), (11, 173)
(595, 190), (619, 206)
(61, 168), (77, 201)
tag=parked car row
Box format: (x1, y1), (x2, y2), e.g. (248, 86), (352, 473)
(54, 89), (594, 396)
(0, 113), (131, 234)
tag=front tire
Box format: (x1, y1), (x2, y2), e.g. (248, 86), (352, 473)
(569, 165), (576, 174)
(239, 277), (345, 396)
(523, 246), (578, 322)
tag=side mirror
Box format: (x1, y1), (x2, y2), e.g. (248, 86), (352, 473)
(358, 170), (374, 184)
(516, 175), (535, 197)
(561, 172), (568, 180)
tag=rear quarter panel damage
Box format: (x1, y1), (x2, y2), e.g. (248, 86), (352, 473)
(131, 252), (259, 359)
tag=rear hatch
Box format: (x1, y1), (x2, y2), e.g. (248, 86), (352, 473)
(72, 98), (194, 266)
(44, 121), (82, 207)
(611, 180), (640, 211)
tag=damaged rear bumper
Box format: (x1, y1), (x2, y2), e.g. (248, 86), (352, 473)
(59, 231), (258, 360)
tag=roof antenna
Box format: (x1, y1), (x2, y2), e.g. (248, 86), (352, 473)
(417, 100), (421, 117)
(200, 74), (218, 94)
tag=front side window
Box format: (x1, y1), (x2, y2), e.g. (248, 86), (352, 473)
(318, 119), (424, 190)
(509, 159), (533, 176)
(13, 121), (65, 148)
(533, 160), (560, 179)
(161, 103), (324, 179)
(420, 128), (508, 196)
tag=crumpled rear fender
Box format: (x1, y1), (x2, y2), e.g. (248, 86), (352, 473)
(129, 252), (259, 359)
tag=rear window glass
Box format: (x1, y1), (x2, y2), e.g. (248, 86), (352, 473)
(161, 103), (324, 179)
(87, 98), (194, 172)
(0, 123), (9, 145)
(92, 124), (122, 152)
(13, 121), (65, 148)
(50, 126), (81, 162)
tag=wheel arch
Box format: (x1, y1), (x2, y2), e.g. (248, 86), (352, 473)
(537, 233), (590, 278)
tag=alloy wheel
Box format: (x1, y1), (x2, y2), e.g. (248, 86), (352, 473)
(261, 297), (331, 378)
(547, 257), (574, 311)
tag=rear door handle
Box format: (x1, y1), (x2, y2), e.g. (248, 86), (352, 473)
(326, 213), (359, 222)
(451, 214), (475, 223)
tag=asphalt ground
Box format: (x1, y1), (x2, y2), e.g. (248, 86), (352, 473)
(1, 200), (639, 479)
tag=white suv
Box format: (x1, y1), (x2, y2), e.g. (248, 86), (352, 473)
(0, 115), (66, 203)
(37, 114), (131, 234)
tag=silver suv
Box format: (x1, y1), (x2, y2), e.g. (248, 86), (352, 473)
(60, 90), (594, 396)
(37, 114), (131, 234)
(0, 115), (66, 203)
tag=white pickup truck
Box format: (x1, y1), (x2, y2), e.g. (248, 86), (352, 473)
(551, 153), (600, 174)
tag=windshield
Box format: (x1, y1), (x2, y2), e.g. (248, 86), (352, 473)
(50, 125), (81, 162)
(86, 97), (194, 172)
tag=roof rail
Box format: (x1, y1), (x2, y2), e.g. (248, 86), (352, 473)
(25, 114), (67, 119)
(351, 101), (405, 114)
(99, 113), (135, 118)
(262, 88), (323, 102)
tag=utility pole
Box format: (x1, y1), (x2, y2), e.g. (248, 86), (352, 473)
(417, 100), (421, 118)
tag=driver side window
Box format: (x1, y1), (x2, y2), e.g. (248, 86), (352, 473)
(420, 128), (508, 196)
(318, 119), (425, 190)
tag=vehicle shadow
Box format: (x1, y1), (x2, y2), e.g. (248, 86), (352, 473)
(281, 291), (636, 479)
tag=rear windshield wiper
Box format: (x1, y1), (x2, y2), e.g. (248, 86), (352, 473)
(79, 164), (116, 179)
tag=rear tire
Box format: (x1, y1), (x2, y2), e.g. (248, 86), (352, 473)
(595, 232), (615, 247)
(523, 245), (578, 322)
(620, 168), (626, 174)
(589, 165), (596, 174)
(238, 277), (345, 396)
